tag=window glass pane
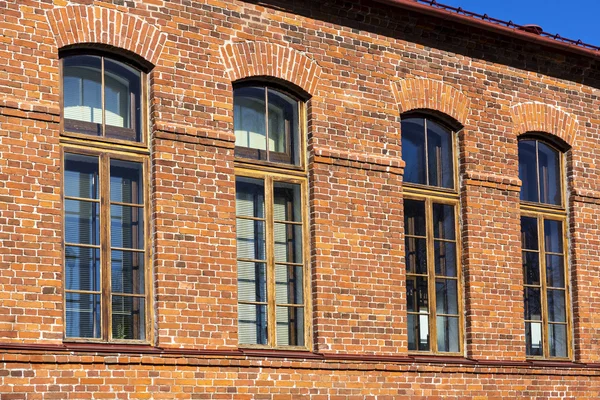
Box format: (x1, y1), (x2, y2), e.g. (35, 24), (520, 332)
(268, 89), (299, 165)
(407, 314), (430, 351)
(524, 287), (542, 321)
(236, 177), (265, 218)
(238, 303), (267, 345)
(110, 160), (143, 204)
(520, 216), (539, 250)
(404, 199), (426, 237)
(406, 276), (428, 313)
(236, 219), (266, 260)
(433, 203), (455, 240)
(436, 279), (458, 315)
(65, 246), (101, 292)
(544, 219), (563, 253)
(518, 140), (539, 203)
(436, 316), (459, 353)
(234, 87), (267, 157)
(111, 295), (145, 340)
(238, 261), (266, 303)
(65, 199), (100, 245)
(111, 250), (145, 294)
(549, 324), (567, 357)
(104, 58), (141, 142)
(401, 118), (426, 185)
(63, 55), (103, 133)
(110, 205), (144, 250)
(526, 321), (543, 356)
(273, 182), (301, 222)
(434, 241), (457, 277)
(64, 153), (99, 199)
(405, 237), (427, 274)
(274, 223), (303, 264)
(538, 142), (561, 205)
(523, 251), (540, 286)
(547, 289), (566, 323)
(276, 306), (304, 347)
(65, 292), (101, 338)
(275, 264), (304, 305)
(546, 255), (565, 288)
(427, 120), (454, 188)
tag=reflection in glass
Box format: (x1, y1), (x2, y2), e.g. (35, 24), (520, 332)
(526, 321), (543, 356)
(549, 323), (567, 357)
(111, 296), (145, 340)
(437, 316), (459, 353)
(65, 246), (101, 292)
(111, 250), (144, 294)
(427, 120), (454, 188)
(518, 140), (538, 203)
(521, 216), (539, 250)
(434, 241), (457, 277)
(523, 251), (540, 286)
(436, 279), (458, 315)
(402, 118), (426, 185)
(110, 160), (143, 204)
(65, 292), (101, 339)
(64, 153), (99, 199)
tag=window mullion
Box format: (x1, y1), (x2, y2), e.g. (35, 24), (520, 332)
(426, 197), (437, 352)
(101, 57), (106, 138)
(538, 215), (549, 358)
(98, 153), (111, 341)
(265, 176), (277, 347)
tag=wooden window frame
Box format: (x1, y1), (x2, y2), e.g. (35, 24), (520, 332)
(61, 145), (152, 344)
(402, 115), (463, 355)
(233, 83), (305, 171)
(60, 53), (148, 148)
(234, 83), (310, 350)
(519, 138), (571, 360)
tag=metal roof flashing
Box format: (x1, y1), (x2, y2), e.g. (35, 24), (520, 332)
(372, 0), (600, 60)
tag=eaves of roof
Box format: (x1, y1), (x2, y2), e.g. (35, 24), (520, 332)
(372, 0), (600, 61)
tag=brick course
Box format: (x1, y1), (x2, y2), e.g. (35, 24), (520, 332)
(3, 0), (600, 396)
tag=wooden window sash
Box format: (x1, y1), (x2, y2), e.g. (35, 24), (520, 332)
(62, 146), (151, 344)
(235, 169), (310, 350)
(404, 192), (462, 355)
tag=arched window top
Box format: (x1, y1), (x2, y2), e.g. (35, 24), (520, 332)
(518, 137), (564, 206)
(401, 115), (456, 190)
(233, 83), (302, 167)
(61, 53), (144, 144)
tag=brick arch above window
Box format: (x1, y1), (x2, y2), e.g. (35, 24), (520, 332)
(220, 42), (322, 95)
(510, 102), (579, 147)
(391, 78), (470, 126)
(46, 5), (167, 66)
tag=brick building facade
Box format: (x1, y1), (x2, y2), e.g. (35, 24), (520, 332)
(2, 0), (600, 397)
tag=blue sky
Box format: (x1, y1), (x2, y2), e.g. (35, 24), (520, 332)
(438, 0), (600, 46)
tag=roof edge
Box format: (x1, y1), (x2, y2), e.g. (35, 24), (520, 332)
(372, 0), (600, 60)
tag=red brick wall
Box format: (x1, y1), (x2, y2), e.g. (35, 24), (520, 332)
(3, 0), (600, 396)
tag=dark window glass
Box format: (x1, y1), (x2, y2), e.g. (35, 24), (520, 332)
(402, 117), (454, 189)
(518, 139), (562, 205)
(234, 86), (300, 165)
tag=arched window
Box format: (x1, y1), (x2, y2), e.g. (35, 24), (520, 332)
(518, 137), (569, 358)
(233, 82), (309, 349)
(61, 52), (150, 343)
(62, 54), (144, 143)
(402, 114), (462, 354)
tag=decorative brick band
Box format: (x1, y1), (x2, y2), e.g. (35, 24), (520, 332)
(391, 78), (470, 125)
(510, 102), (579, 146)
(46, 5), (167, 65)
(220, 41), (322, 95)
